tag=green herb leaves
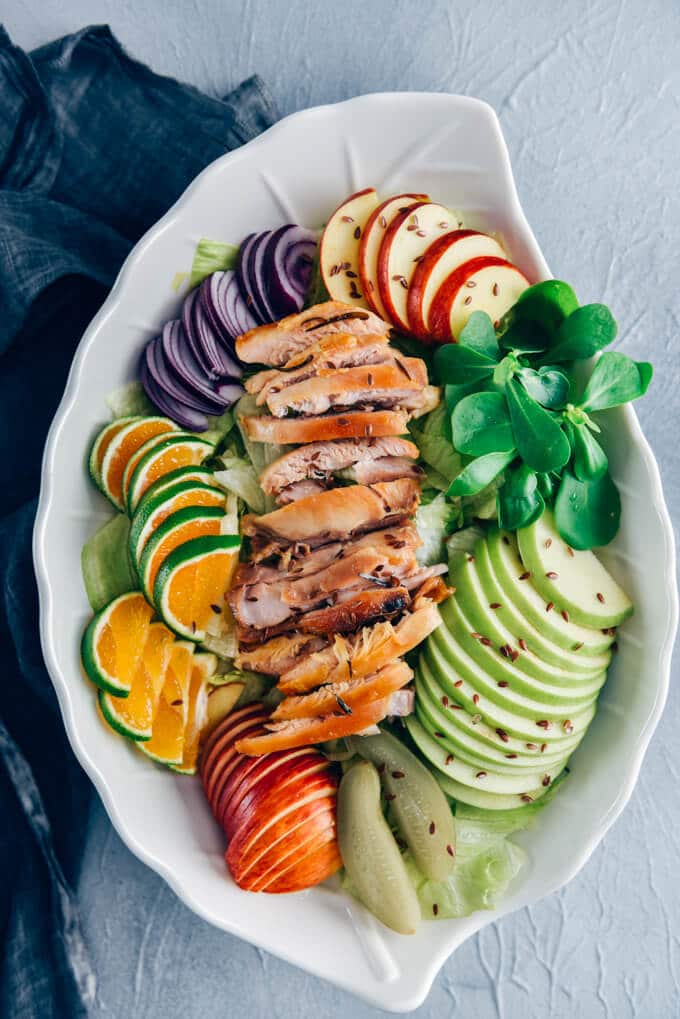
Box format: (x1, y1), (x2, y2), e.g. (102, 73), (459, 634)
(431, 279), (653, 548)
(580, 351), (652, 411)
(505, 379), (571, 473)
(452, 392), (514, 456)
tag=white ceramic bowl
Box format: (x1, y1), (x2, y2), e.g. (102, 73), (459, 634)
(33, 94), (678, 1011)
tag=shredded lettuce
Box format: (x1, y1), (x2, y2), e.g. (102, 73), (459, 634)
(214, 453), (267, 514)
(415, 493), (462, 566)
(409, 403), (462, 484)
(462, 478), (501, 523)
(403, 835), (526, 919)
(201, 628), (238, 661)
(189, 239), (239, 289)
(81, 514), (136, 611)
(106, 381), (154, 419)
(234, 394), (291, 511)
(202, 407), (237, 447)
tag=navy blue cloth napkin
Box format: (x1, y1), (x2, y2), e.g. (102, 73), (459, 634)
(0, 26), (276, 1018)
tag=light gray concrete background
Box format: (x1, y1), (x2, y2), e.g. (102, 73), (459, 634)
(6, 1), (680, 1015)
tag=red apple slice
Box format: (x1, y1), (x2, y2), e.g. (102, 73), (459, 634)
(263, 831), (342, 894)
(224, 755), (331, 842)
(428, 256), (530, 342)
(237, 798), (337, 890)
(358, 193), (428, 319)
(376, 201), (457, 332)
(200, 703), (265, 779)
(226, 771), (338, 868)
(407, 230), (507, 338)
(219, 750), (324, 837)
(319, 188), (380, 308)
(202, 712), (268, 805)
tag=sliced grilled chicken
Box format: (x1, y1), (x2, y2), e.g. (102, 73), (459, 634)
(241, 479), (421, 560)
(271, 661), (413, 721)
(236, 633), (328, 676)
(236, 301), (391, 366)
(276, 480), (329, 504)
(241, 408), (410, 445)
(230, 545), (421, 630)
(277, 601), (442, 694)
(401, 562), (449, 590)
(345, 456), (424, 486)
(246, 333), (393, 400)
(260, 436), (419, 497)
(298, 585), (411, 634)
(265, 361), (428, 418)
(412, 574), (453, 607)
(233, 524), (421, 588)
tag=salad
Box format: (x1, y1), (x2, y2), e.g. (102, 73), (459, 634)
(79, 186), (651, 933)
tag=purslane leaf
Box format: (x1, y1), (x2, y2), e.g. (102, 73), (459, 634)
(579, 351), (653, 411)
(554, 469), (621, 549)
(517, 366), (570, 408)
(434, 343), (497, 386)
(505, 378), (571, 473)
(497, 279), (578, 346)
(447, 449), (516, 498)
(547, 304), (617, 362)
(457, 311), (499, 359)
(451, 392), (514, 456)
(497, 464), (545, 531)
(572, 424), (608, 480)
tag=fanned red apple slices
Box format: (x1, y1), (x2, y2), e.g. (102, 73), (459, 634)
(319, 188), (531, 342)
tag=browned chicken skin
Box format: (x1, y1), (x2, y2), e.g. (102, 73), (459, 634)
(236, 301), (391, 366)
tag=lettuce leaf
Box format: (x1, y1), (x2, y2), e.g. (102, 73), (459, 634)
(403, 837), (526, 918)
(446, 524), (485, 575)
(214, 453), (267, 514)
(189, 239), (239, 289)
(81, 514), (136, 611)
(415, 493), (463, 566)
(409, 403), (462, 483)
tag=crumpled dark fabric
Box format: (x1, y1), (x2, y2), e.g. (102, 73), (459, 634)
(0, 25), (276, 1018)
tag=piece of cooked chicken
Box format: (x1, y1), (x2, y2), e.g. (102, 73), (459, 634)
(236, 301), (391, 366)
(298, 585), (412, 635)
(263, 360), (427, 418)
(259, 436), (419, 496)
(271, 660), (414, 721)
(246, 333), (393, 400)
(241, 408), (410, 445)
(277, 600), (442, 694)
(229, 542), (422, 631)
(241, 479), (421, 559)
(235, 632), (327, 676)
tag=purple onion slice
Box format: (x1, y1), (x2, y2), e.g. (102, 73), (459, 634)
(237, 233), (264, 324)
(145, 335), (225, 415)
(182, 288), (218, 380)
(199, 271), (239, 344)
(264, 225), (317, 316)
(161, 321), (225, 407)
(214, 380), (245, 405)
(140, 358), (209, 432)
(227, 271), (260, 336)
(192, 290), (243, 379)
(246, 230), (277, 323)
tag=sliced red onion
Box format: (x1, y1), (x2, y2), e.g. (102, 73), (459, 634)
(192, 291), (243, 379)
(182, 288), (217, 380)
(245, 230), (277, 323)
(199, 270), (258, 345)
(237, 233), (264, 324)
(214, 380), (245, 404)
(228, 271), (259, 336)
(264, 225), (317, 316)
(161, 321), (226, 407)
(141, 357), (209, 432)
(145, 334), (224, 415)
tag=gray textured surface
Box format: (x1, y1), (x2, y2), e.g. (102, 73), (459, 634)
(6, 0), (680, 1015)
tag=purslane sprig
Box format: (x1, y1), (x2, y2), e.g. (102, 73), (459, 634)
(433, 282), (652, 549)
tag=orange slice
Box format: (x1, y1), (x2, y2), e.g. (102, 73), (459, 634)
(124, 434), (215, 514)
(155, 534), (241, 642)
(138, 641), (195, 765)
(170, 652), (218, 774)
(81, 591), (154, 696)
(137, 505), (226, 602)
(98, 622), (175, 739)
(99, 417), (179, 510)
(88, 417), (139, 492)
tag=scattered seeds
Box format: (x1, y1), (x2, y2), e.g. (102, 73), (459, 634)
(497, 680), (509, 688)
(476, 771), (487, 779)
(446, 844), (455, 857)
(490, 602), (502, 610)
(433, 903), (439, 916)
(445, 754), (454, 765)
(392, 770), (405, 779)
(542, 775), (552, 787)
(596, 592), (605, 603)
(519, 639), (528, 652)
(353, 226), (361, 239)
(536, 720), (551, 729)
(496, 728), (509, 743)
(563, 720), (574, 734)
(520, 794), (534, 804)
(429, 821), (436, 834)
(546, 571), (559, 580)
(454, 680), (463, 688)
(546, 602), (554, 613)
(519, 571), (531, 581)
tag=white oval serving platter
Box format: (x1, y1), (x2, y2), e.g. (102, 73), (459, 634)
(33, 93), (678, 1012)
